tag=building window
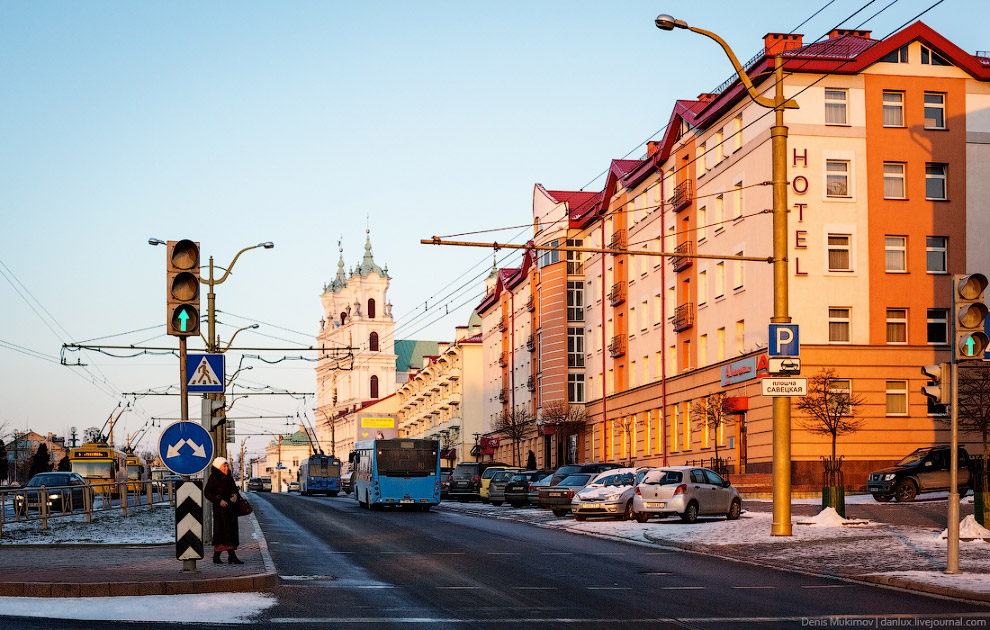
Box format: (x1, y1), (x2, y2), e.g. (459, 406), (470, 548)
(698, 270), (707, 306)
(697, 142), (707, 175)
(698, 206), (707, 241)
(715, 262), (725, 298)
(716, 328), (725, 362)
(370, 375), (380, 398)
(367, 299), (376, 319)
(735, 320), (744, 356)
(925, 163), (947, 200)
(924, 93), (945, 129)
(827, 379), (853, 416)
(715, 129), (724, 163)
(921, 45), (950, 66)
(829, 308), (851, 343)
(824, 88), (847, 125)
(734, 253), (744, 290)
(826, 160), (850, 197)
(882, 91), (904, 127)
(927, 308), (949, 344)
(883, 163), (906, 199)
(733, 114), (743, 151)
(926, 236), (947, 273)
(369, 331), (379, 351)
(699, 335), (708, 368)
(886, 308), (907, 344)
(567, 327), (584, 368)
(733, 181), (743, 220)
(640, 300), (648, 331)
(880, 44), (908, 63)
(884, 236), (907, 272)
(567, 374), (585, 403)
(886, 380), (908, 415)
(566, 239), (583, 274)
(567, 281), (584, 322)
(540, 240), (560, 268)
(827, 234), (852, 271)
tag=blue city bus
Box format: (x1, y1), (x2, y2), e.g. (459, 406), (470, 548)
(351, 438), (441, 510)
(298, 454), (343, 496)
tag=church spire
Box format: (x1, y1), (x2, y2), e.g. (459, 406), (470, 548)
(357, 228), (388, 278)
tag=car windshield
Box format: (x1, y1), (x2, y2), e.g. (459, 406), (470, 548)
(647, 470), (684, 485)
(589, 472), (635, 488)
(897, 451), (928, 467)
(27, 475), (69, 487)
(557, 474), (592, 487)
(452, 466), (477, 480)
(555, 466), (581, 477)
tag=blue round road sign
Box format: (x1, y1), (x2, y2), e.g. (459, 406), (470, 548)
(158, 421), (215, 476)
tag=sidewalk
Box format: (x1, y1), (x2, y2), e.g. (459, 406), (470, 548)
(0, 512), (277, 598)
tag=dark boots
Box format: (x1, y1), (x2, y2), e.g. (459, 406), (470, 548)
(228, 550), (244, 565)
(213, 551), (223, 564)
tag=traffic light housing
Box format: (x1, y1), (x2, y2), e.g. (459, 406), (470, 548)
(202, 398), (225, 430)
(921, 363), (950, 406)
(954, 273), (989, 361)
(167, 240), (201, 336)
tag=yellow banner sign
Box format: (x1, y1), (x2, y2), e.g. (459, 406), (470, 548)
(361, 417), (395, 429)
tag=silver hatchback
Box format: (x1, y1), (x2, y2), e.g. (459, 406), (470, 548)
(632, 467), (741, 523)
(570, 467), (649, 521)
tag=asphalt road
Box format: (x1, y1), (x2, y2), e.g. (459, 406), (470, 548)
(243, 492), (990, 629)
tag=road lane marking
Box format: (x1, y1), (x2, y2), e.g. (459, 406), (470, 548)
(587, 586), (632, 590)
(801, 585), (850, 589)
(660, 586), (705, 590)
(437, 586), (482, 590)
(511, 587), (557, 590)
(486, 552), (520, 555)
(731, 586), (775, 589)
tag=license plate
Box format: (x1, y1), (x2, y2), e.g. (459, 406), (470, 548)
(581, 503), (601, 510)
(400, 499), (414, 504)
(647, 502), (666, 508)
(549, 492), (564, 497)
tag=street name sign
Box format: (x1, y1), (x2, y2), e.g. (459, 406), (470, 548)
(186, 353), (224, 393)
(760, 377), (808, 397)
(159, 421), (214, 476)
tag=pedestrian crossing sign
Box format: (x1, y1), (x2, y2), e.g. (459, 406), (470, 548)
(186, 353), (224, 393)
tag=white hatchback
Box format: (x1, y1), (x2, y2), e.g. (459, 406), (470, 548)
(632, 466), (741, 523)
(570, 467), (650, 521)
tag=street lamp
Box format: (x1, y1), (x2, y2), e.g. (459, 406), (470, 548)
(656, 15), (798, 536)
(220, 323), (260, 353)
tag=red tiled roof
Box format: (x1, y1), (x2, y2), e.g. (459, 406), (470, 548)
(787, 33), (879, 60)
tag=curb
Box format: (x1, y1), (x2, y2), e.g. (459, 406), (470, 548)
(861, 575), (990, 603)
(0, 512), (278, 598)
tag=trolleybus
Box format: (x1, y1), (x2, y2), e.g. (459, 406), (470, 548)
(298, 453), (343, 496)
(68, 443), (127, 496)
(351, 438), (441, 510)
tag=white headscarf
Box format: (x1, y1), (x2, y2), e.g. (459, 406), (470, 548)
(212, 457), (229, 470)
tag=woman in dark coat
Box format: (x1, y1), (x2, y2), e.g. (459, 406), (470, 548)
(204, 457), (243, 564)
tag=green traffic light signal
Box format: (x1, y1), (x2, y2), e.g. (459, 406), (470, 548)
(166, 240), (201, 336)
(955, 273), (989, 361)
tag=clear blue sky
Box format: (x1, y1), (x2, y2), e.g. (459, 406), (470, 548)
(1, 1), (981, 459)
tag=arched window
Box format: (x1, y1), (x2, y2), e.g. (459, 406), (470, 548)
(340, 312), (347, 326)
(369, 331), (379, 351)
(368, 298), (376, 318)
(370, 375), (379, 399)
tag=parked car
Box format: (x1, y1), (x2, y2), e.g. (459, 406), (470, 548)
(548, 462), (622, 487)
(448, 462), (509, 502)
(632, 466), (741, 523)
(479, 466), (521, 503)
(341, 471), (354, 494)
(505, 471), (551, 507)
(439, 467), (453, 499)
(527, 472), (555, 506)
(539, 473), (596, 517)
(571, 467), (650, 521)
(487, 469), (520, 506)
(867, 446), (973, 502)
(287, 481), (300, 493)
(13, 472), (89, 516)
(260, 476), (273, 492)
(247, 477), (264, 492)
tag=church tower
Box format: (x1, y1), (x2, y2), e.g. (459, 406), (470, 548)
(315, 231), (397, 444)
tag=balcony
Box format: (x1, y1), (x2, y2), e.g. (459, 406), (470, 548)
(497, 388), (508, 403)
(668, 180), (693, 213)
(497, 352), (508, 367)
(498, 316), (508, 332)
(609, 229), (627, 251)
(525, 295), (535, 312)
(526, 375), (536, 392)
(608, 281), (626, 307)
(526, 333), (536, 352)
(447, 367), (461, 381)
(448, 392), (461, 406)
(673, 303), (695, 332)
(608, 334), (626, 358)
(670, 240), (694, 272)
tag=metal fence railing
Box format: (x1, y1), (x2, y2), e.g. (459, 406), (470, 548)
(0, 479), (178, 538)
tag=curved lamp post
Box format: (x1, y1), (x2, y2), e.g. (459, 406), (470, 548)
(656, 15), (798, 536)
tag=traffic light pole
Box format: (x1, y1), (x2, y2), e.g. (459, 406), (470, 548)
(947, 289), (961, 574)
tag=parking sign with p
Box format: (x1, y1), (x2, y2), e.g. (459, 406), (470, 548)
(768, 324), (800, 357)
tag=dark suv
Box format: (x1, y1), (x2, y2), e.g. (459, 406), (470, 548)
(867, 446), (972, 502)
(447, 462), (508, 502)
(548, 462), (621, 486)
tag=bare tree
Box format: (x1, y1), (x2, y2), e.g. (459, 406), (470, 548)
(539, 400), (587, 467)
(491, 408), (535, 466)
(690, 392), (732, 463)
(616, 416), (636, 464)
(795, 368), (866, 464)
(952, 363), (990, 506)
(83, 426), (103, 444)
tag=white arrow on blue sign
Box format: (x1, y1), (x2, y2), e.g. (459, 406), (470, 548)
(158, 421), (214, 476)
(186, 353), (225, 393)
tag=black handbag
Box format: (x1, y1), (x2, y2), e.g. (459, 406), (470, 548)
(236, 494), (253, 516)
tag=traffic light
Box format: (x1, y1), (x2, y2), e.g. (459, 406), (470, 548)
(167, 240), (201, 336)
(921, 363), (950, 406)
(202, 398), (225, 430)
(954, 273), (989, 361)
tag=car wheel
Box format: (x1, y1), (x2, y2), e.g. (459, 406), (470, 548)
(727, 498), (741, 520)
(509, 502), (524, 509)
(481, 498), (490, 504)
(894, 480), (918, 502)
(634, 512), (649, 524)
(574, 514), (587, 522)
(621, 501), (634, 521)
(491, 501), (503, 507)
(872, 494), (892, 503)
(680, 501), (699, 523)
(551, 508), (569, 517)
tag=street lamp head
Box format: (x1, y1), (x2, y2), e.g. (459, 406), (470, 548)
(250, 324), (260, 329)
(148, 238), (166, 246)
(655, 14), (688, 30)
(260, 242), (274, 249)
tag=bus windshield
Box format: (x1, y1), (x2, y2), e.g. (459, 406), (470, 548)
(127, 465), (142, 480)
(309, 459), (341, 477)
(72, 461), (113, 478)
(376, 442), (436, 477)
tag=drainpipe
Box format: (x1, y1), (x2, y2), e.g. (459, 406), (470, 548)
(660, 172), (668, 466)
(510, 288), (516, 466)
(601, 212), (608, 462)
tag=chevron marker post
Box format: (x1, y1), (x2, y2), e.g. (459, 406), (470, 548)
(175, 479), (204, 568)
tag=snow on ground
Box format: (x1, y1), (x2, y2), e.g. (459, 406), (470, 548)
(0, 592), (277, 623)
(0, 506), (173, 544)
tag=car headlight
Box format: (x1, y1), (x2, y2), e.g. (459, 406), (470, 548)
(884, 473), (896, 481)
(49, 493), (61, 500)
(606, 493), (623, 501)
